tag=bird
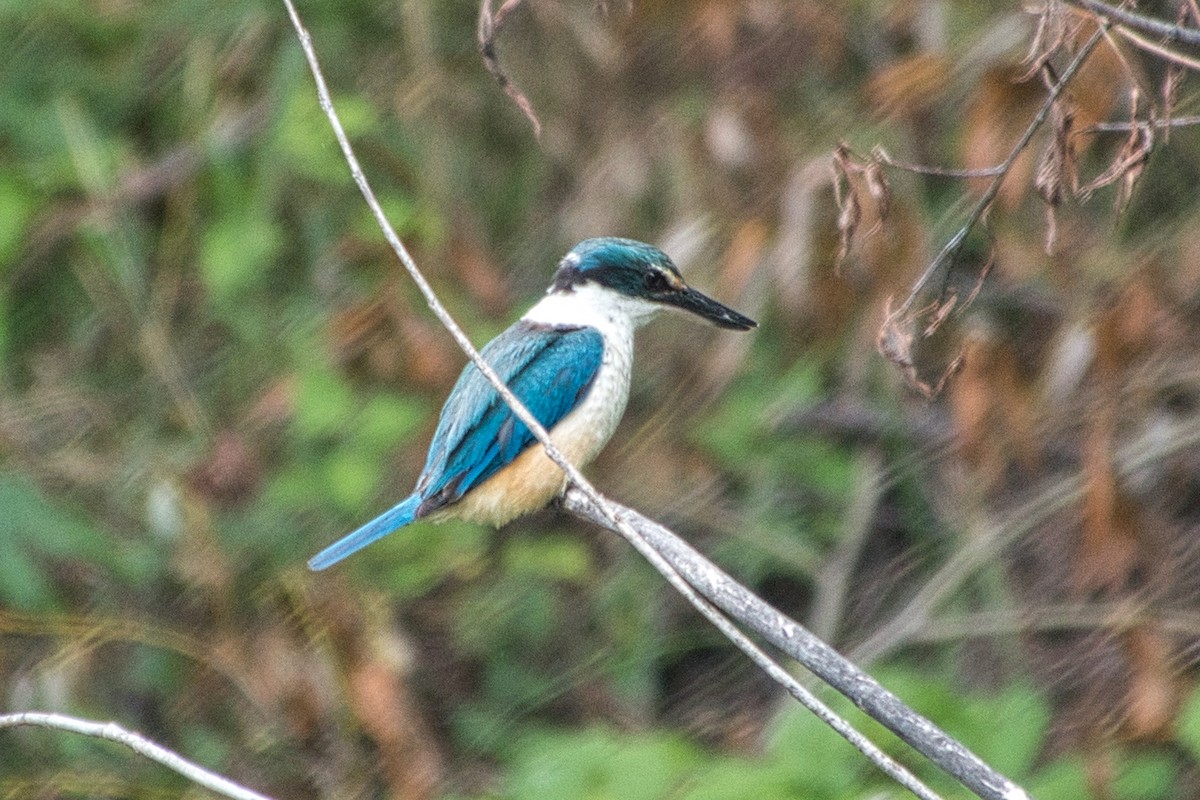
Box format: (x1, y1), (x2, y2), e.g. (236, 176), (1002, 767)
(308, 237), (756, 570)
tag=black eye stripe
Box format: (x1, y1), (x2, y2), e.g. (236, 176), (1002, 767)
(644, 271), (669, 291)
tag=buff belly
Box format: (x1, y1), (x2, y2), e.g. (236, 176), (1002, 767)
(433, 423), (604, 526)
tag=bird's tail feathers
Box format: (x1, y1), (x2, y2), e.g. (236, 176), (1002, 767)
(307, 494), (421, 571)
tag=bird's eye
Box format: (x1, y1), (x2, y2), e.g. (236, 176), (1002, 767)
(644, 270), (670, 292)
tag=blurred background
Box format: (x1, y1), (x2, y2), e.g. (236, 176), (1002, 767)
(5, 0), (1200, 797)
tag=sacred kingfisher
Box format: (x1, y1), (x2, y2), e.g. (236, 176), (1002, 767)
(308, 237), (756, 570)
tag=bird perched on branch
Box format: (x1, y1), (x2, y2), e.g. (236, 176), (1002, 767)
(308, 237), (756, 570)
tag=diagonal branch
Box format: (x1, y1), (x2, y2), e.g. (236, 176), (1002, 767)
(562, 489), (946, 800)
(564, 489), (1029, 800)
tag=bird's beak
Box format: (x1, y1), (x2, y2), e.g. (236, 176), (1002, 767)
(662, 285), (757, 330)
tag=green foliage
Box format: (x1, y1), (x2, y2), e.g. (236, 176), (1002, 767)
(1177, 683), (1200, 764)
(503, 727), (701, 800)
(1, 475), (153, 610)
(476, 670), (1127, 800)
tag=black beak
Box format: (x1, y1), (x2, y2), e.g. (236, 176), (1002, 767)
(662, 286), (757, 330)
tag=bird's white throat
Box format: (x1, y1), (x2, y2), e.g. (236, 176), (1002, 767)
(523, 282), (661, 336)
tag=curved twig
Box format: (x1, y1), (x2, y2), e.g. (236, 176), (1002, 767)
(886, 22), (1107, 322)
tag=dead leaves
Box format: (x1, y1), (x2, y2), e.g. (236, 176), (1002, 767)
(832, 144), (891, 271)
(477, 0), (541, 137)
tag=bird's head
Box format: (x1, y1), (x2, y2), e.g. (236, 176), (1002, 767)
(550, 238), (756, 330)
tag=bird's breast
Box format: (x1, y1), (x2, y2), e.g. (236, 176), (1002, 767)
(440, 324), (634, 527)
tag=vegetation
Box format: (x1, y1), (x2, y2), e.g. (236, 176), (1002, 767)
(4, 1), (1200, 798)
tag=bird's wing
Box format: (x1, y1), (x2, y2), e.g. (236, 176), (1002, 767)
(413, 322), (604, 514)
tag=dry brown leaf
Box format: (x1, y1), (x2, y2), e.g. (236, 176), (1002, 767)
(866, 53), (952, 120)
(1022, 0), (1071, 79)
(1075, 405), (1140, 593)
(478, 0), (542, 137)
(1161, 59), (1183, 144)
(1035, 100), (1077, 254)
(1077, 101), (1153, 211)
(962, 65), (1047, 207)
(864, 159), (891, 222)
(877, 299), (964, 399)
(831, 144), (893, 273)
(1120, 627), (1181, 741)
(832, 145), (862, 271)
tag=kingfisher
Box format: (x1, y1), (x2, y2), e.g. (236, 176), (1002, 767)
(308, 237), (756, 570)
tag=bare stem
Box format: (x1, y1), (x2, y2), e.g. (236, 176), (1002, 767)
(1065, 0), (1200, 46)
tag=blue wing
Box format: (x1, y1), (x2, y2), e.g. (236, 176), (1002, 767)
(413, 322), (604, 515)
(309, 322), (603, 571)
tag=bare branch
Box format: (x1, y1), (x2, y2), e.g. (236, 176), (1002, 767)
(874, 146), (1007, 178)
(0, 712), (276, 800)
(1110, 21), (1200, 71)
(877, 21), (1107, 393)
(1064, 0), (1200, 46)
(888, 23), (1106, 322)
(1079, 114), (1200, 133)
(561, 487), (946, 800)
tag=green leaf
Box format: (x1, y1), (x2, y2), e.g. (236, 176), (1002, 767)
(351, 393), (429, 455)
(276, 86), (376, 184)
(199, 211), (283, 306)
(505, 727), (700, 800)
(294, 366), (356, 440)
(1113, 751), (1175, 800)
(501, 535), (592, 583)
(324, 449), (381, 511)
(0, 474), (149, 608)
(0, 177), (35, 268)
(1177, 684), (1200, 762)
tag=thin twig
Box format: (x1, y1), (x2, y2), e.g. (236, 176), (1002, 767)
(1079, 114), (1200, 132)
(1064, 0), (1200, 46)
(909, 602), (1200, 645)
(0, 712), (276, 800)
(875, 150), (1007, 178)
(1110, 22), (1200, 71)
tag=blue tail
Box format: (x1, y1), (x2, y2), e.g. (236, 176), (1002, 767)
(308, 494), (421, 571)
